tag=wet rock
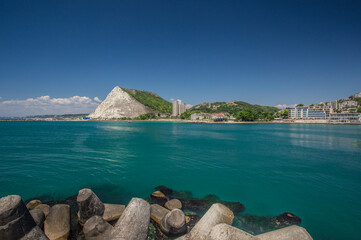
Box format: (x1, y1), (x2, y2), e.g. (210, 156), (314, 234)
(239, 212), (302, 235)
(30, 208), (45, 228)
(77, 188), (105, 225)
(155, 186), (173, 196)
(83, 215), (112, 240)
(207, 223), (259, 240)
(150, 204), (170, 225)
(102, 203), (125, 222)
(0, 195), (37, 239)
(185, 215), (201, 233)
(44, 204), (70, 240)
(20, 226), (49, 240)
(35, 204), (51, 218)
(177, 203), (234, 240)
(160, 209), (187, 235)
(256, 225), (313, 240)
(165, 199), (182, 210)
(26, 200), (42, 210)
(274, 212), (302, 227)
(150, 191), (168, 206)
(111, 198), (150, 240)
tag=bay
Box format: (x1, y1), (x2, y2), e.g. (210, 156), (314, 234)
(0, 121), (360, 239)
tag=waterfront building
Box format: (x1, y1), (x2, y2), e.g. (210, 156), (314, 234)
(288, 106), (331, 120)
(172, 100), (186, 117)
(329, 113), (361, 123)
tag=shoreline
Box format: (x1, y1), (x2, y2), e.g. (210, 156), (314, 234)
(1, 119), (360, 125)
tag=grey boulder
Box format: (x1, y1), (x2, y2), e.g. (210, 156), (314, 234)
(77, 189), (105, 225)
(44, 204), (70, 240)
(0, 195), (37, 240)
(83, 215), (113, 240)
(160, 209), (187, 235)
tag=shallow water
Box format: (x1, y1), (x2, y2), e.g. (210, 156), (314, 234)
(0, 121), (360, 239)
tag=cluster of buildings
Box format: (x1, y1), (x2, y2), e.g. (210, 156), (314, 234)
(172, 100), (186, 117)
(190, 113), (235, 121)
(287, 92), (361, 123)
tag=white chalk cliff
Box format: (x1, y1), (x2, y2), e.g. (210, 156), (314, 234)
(88, 86), (155, 119)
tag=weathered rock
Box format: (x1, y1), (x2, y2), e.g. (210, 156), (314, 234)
(152, 191), (166, 198)
(88, 86), (157, 119)
(77, 188), (105, 225)
(102, 203), (125, 222)
(155, 186), (173, 196)
(150, 191), (168, 206)
(185, 214), (201, 232)
(20, 226), (49, 240)
(150, 204), (170, 225)
(0, 195), (37, 239)
(26, 200), (42, 210)
(256, 225), (313, 240)
(238, 212), (302, 235)
(44, 204), (70, 240)
(207, 223), (260, 240)
(160, 209), (187, 235)
(165, 199), (182, 210)
(83, 215), (113, 240)
(30, 208), (45, 228)
(111, 198), (150, 240)
(274, 212), (302, 227)
(35, 204), (51, 218)
(177, 203), (234, 240)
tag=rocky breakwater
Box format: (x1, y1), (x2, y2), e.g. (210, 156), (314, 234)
(1, 186), (313, 240)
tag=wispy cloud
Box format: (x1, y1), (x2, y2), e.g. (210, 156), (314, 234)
(0, 97), (2, 100)
(0, 95), (100, 117)
(93, 97), (102, 103)
(275, 104), (296, 109)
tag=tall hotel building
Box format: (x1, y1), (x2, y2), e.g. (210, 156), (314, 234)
(172, 100), (186, 116)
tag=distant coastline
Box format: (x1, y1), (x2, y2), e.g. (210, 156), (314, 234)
(1, 119), (360, 125)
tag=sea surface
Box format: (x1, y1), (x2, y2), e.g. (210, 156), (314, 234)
(0, 121), (360, 239)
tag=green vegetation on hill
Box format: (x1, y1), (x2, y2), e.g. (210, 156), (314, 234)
(181, 101), (279, 121)
(122, 88), (172, 113)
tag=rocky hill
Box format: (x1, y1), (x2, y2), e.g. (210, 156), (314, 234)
(88, 86), (171, 119)
(184, 100), (279, 121)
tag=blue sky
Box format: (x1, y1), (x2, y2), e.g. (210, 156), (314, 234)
(1, 0), (360, 116)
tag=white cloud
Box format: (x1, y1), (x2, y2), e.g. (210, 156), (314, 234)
(0, 95), (100, 117)
(186, 104), (193, 109)
(170, 98), (175, 101)
(0, 97), (2, 100)
(94, 97), (102, 103)
(275, 104), (296, 109)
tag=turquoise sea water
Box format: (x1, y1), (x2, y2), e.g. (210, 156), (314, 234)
(0, 121), (360, 239)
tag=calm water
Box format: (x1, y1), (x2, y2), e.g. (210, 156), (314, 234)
(0, 121), (360, 239)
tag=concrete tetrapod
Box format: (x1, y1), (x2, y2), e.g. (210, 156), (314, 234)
(44, 204), (70, 240)
(0, 195), (40, 240)
(206, 223), (260, 240)
(77, 189), (105, 225)
(256, 225), (313, 240)
(160, 209), (187, 235)
(83, 215), (113, 240)
(111, 198), (150, 240)
(177, 203), (234, 240)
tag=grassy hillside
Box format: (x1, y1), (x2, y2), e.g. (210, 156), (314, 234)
(183, 100), (279, 121)
(122, 88), (172, 113)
